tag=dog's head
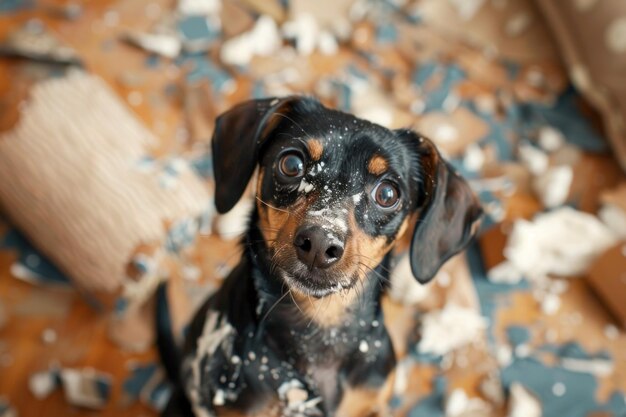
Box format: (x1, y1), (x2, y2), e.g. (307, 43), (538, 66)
(212, 97), (482, 298)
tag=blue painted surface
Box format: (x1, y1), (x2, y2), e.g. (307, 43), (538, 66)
(145, 54), (161, 69)
(96, 377), (112, 403)
(466, 241), (529, 344)
(539, 341), (612, 361)
(178, 15), (219, 45)
(190, 153), (213, 179)
(411, 62), (466, 112)
(506, 325), (531, 348)
(113, 298), (129, 318)
(408, 375), (446, 417)
(182, 54), (233, 92)
(123, 363), (158, 398)
(517, 86), (608, 152)
(0, 0), (33, 13)
(123, 362), (172, 410)
(502, 356), (625, 417)
(376, 22), (398, 44)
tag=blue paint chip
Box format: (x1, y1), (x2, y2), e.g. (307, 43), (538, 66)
(503, 59), (521, 81)
(332, 80), (352, 112)
(123, 363), (158, 399)
(376, 22), (398, 44)
(96, 378), (112, 403)
(0, 228), (71, 285)
(115, 297), (129, 315)
(347, 64), (369, 81)
(145, 54), (160, 69)
(411, 350), (442, 365)
(411, 62), (466, 112)
(189, 153), (213, 179)
(147, 379), (172, 411)
(464, 101), (517, 161)
(165, 218), (198, 253)
(389, 395), (402, 409)
(178, 15), (219, 44)
(183, 54), (233, 92)
(506, 325), (531, 348)
(412, 61), (438, 86)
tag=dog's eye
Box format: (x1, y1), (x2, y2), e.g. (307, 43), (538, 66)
(372, 181), (400, 209)
(278, 153), (305, 178)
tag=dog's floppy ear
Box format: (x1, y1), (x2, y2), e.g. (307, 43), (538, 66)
(399, 131), (483, 284)
(212, 96), (300, 214)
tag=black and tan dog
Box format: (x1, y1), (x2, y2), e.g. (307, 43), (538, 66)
(158, 96), (482, 417)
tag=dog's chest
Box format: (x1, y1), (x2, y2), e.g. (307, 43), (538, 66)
(308, 361), (341, 411)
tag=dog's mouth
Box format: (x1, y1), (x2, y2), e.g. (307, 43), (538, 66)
(276, 264), (359, 298)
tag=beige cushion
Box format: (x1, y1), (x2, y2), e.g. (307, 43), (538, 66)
(0, 71), (211, 308)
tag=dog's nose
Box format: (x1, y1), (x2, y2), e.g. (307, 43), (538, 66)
(294, 225), (344, 269)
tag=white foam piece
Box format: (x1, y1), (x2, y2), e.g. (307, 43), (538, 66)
(124, 32), (181, 58)
(221, 15), (281, 66)
(518, 144), (548, 175)
(178, 0), (221, 15)
(538, 127), (565, 152)
(598, 204), (626, 240)
(29, 371), (57, 400)
(418, 304), (487, 356)
(447, 0), (486, 20)
(540, 293), (561, 315)
(533, 165), (573, 208)
(445, 388), (492, 417)
(503, 207), (618, 282)
(507, 383), (541, 417)
(60, 368), (111, 409)
(463, 144), (485, 172)
(487, 260), (522, 284)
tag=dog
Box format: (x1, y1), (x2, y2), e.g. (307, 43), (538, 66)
(158, 96), (483, 417)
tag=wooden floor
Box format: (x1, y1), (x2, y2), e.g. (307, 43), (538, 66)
(0, 1), (625, 417)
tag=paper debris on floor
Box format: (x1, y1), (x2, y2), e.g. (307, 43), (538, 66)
(59, 368), (112, 409)
(0, 20), (82, 65)
(418, 303), (487, 356)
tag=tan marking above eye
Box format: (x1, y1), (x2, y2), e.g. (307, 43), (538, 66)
(307, 139), (323, 161)
(367, 154), (388, 175)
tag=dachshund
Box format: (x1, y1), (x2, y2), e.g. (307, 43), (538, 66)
(157, 96), (482, 417)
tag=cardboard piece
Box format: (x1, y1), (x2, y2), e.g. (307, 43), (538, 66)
(588, 243), (626, 329)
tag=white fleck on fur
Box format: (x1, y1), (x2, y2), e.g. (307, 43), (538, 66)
(277, 380), (323, 416)
(188, 311), (234, 416)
